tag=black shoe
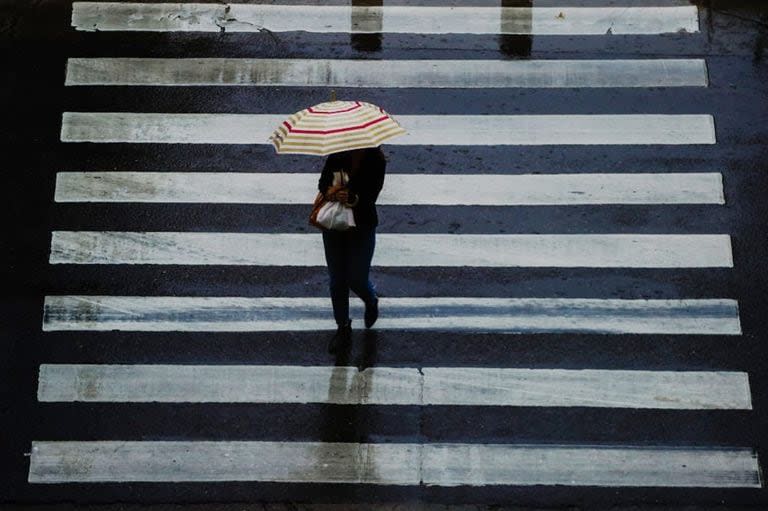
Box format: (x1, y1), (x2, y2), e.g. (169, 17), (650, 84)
(364, 297), (379, 329)
(328, 320), (352, 354)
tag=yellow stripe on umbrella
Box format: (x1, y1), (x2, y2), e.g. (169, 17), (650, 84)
(269, 100), (407, 155)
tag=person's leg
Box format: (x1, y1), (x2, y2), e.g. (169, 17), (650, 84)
(347, 226), (377, 305)
(322, 230), (350, 326)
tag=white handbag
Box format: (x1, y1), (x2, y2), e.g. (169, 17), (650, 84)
(316, 170), (356, 231)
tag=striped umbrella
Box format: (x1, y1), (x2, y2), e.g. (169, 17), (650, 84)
(269, 100), (407, 155)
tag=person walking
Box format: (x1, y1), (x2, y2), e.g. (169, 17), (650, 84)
(267, 98), (405, 353)
(318, 146), (386, 353)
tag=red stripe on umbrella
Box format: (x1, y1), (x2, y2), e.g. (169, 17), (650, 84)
(285, 115), (389, 135)
(269, 100), (406, 155)
(307, 102), (363, 114)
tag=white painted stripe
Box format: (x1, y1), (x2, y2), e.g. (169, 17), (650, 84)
(423, 444), (760, 488)
(38, 364), (752, 410)
(48, 232), (734, 268)
(60, 113), (717, 146)
(422, 367), (751, 409)
(54, 172), (726, 206)
(64, 58), (709, 88)
(29, 441), (759, 487)
(71, 4), (700, 35)
(42, 296), (742, 335)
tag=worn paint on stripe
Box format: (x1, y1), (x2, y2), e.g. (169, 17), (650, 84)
(71, 4), (700, 35)
(422, 444), (760, 488)
(54, 172), (725, 206)
(48, 232), (734, 268)
(29, 441), (759, 486)
(64, 58), (709, 88)
(37, 364), (752, 410)
(42, 296), (742, 335)
(60, 113), (717, 145)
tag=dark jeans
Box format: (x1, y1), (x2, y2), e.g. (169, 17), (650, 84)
(322, 226), (377, 326)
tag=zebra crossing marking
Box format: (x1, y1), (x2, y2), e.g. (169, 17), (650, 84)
(37, 0), (760, 494)
(64, 58), (709, 88)
(29, 441), (759, 486)
(54, 172), (725, 206)
(38, 364), (752, 410)
(71, 4), (700, 35)
(48, 231), (734, 268)
(60, 113), (717, 145)
(42, 296), (742, 335)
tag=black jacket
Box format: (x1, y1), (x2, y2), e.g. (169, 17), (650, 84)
(318, 148), (386, 228)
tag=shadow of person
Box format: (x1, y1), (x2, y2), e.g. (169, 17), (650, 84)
(290, 329), (381, 491)
(356, 328), (379, 371)
(500, 0), (533, 58)
(350, 0), (383, 52)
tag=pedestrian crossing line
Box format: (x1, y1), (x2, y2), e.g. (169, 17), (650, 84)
(60, 113), (717, 146)
(70, 3), (700, 35)
(28, 441), (759, 487)
(48, 232), (733, 268)
(64, 58), (709, 89)
(41, 296), (742, 335)
(37, 364), (752, 410)
(54, 172), (725, 206)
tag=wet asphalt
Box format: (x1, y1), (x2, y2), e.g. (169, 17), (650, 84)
(3, 0), (768, 509)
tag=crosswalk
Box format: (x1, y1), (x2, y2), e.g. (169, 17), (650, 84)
(61, 112), (717, 145)
(49, 232), (733, 267)
(28, 441), (760, 486)
(70, 3), (701, 35)
(38, 364), (751, 408)
(42, 296), (742, 334)
(54, 171), (726, 205)
(31, 0), (762, 495)
(65, 58), (709, 88)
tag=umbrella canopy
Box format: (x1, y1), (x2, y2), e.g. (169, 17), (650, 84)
(269, 100), (407, 156)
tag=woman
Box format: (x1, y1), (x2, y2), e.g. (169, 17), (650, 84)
(318, 146), (386, 353)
